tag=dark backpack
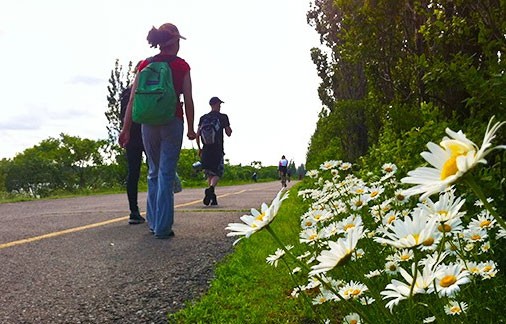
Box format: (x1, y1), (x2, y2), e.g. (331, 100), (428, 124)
(132, 58), (177, 125)
(200, 114), (221, 145)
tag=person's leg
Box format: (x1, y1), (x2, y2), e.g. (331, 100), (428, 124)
(153, 119), (183, 238)
(142, 125), (161, 233)
(126, 146), (145, 224)
(210, 156), (224, 205)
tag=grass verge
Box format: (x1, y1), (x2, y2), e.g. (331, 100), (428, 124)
(168, 184), (320, 323)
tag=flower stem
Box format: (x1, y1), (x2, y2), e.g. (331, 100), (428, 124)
(464, 175), (506, 229)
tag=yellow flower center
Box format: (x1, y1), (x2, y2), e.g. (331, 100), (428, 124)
(350, 321), (358, 324)
(440, 275), (457, 287)
(471, 234), (481, 241)
(482, 265), (492, 272)
(314, 214), (321, 220)
(480, 220), (491, 228)
(351, 289), (361, 296)
(438, 210), (448, 217)
(438, 224), (452, 233)
(387, 215), (396, 224)
(370, 191), (379, 198)
(400, 254), (411, 261)
(395, 194), (405, 201)
(423, 237), (435, 246)
(441, 156), (458, 180)
(450, 306), (460, 313)
(255, 212), (266, 222)
(354, 200), (363, 207)
(385, 167), (393, 172)
(309, 234), (317, 241)
(343, 223), (355, 231)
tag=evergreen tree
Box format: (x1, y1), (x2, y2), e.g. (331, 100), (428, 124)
(104, 59), (134, 155)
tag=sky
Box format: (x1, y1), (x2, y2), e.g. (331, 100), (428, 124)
(0, 0), (322, 167)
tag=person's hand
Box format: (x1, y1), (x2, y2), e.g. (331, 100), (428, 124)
(187, 129), (196, 140)
(118, 129), (130, 148)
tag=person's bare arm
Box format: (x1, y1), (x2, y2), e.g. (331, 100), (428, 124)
(225, 126), (232, 137)
(182, 71), (196, 140)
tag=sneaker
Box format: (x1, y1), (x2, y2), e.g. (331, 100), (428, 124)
(128, 212), (146, 225)
(210, 194), (218, 206)
(155, 230), (175, 239)
(203, 186), (214, 206)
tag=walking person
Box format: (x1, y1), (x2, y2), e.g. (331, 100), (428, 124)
(278, 155), (289, 187)
(196, 96), (232, 206)
(119, 81), (145, 225)
(119, 23), (196, 239)
(120, 79), (183, 225)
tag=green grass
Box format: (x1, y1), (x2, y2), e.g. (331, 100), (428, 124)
(168, 184), (322, 323)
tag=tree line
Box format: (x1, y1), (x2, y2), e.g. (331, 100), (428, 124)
(305, 0), (505, 178)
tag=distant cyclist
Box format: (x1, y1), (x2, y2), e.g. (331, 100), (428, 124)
(278, 155), (289, 187)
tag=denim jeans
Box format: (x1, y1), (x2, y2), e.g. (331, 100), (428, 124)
(142, 119), (183, 236)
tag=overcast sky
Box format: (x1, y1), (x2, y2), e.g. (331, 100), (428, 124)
(0, 0), (322, 167)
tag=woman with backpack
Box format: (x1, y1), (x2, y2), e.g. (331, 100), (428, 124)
(119, 23), (196, 239)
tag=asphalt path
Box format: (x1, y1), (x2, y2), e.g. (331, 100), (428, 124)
(0, 181), (293, 323)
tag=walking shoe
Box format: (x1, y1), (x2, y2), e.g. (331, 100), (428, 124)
(155, 230), (175, 239)
(203, 186), (214, 206)
(128, 212), (146, 225)
(210, 194), (218, 206)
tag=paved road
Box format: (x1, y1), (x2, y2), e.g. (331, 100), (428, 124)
(0, 181), (293, 323)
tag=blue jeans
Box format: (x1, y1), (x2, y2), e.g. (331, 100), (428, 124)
(142, 119), (183, 236)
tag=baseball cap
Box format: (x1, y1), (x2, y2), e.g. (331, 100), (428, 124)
(209, 97), (224, 105)
(159, 23), (186, 40)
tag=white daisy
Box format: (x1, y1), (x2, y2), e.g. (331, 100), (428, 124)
(382, 163), (398, 174)
(423, 316), (436, 323)
(430, 263), (470, 297)
(468, 211), (496, 230)
(365, 269), (383, 278)
(418, 189), (466, 222)
(384, 261), (400, 275)
(320, 160), (341, 170)
(393, 189), (409, 204)
(463, 228), (488, 243)
(306, 170), (319, 178)
(339, 280), (368, 300)
(309, 226), (364, 275)
(374, 211), (438, 249)
(266, 245), (292, 267)
(393, 249), (414, 263)
(497, 227), (506, 239)
(299, 228), (321, 245)
(226, 189), (288, 245)
(479, 260), (498, 279)
(401, 117), (506, 200)
(380, 279), (413, 311)
(444, 300), (468, 315)
(343, 312), (362, 324)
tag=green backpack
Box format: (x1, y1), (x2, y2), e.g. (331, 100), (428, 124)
(132, 58), (177, 125)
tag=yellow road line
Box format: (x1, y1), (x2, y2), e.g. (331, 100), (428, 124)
(0, 189), (252, 250)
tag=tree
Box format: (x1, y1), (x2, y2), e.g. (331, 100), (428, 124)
(5, 134), (109, 196)
(104, 59), (134, 154)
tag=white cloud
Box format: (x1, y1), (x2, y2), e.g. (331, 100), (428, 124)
(0, 0), (322, 166)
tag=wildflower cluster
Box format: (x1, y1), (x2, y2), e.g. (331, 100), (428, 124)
(226, 118), (505, 323)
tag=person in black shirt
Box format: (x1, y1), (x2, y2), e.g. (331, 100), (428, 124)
(196, 96), (232, 206)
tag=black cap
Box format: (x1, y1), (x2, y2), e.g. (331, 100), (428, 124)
(209, 97), (224, 105)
